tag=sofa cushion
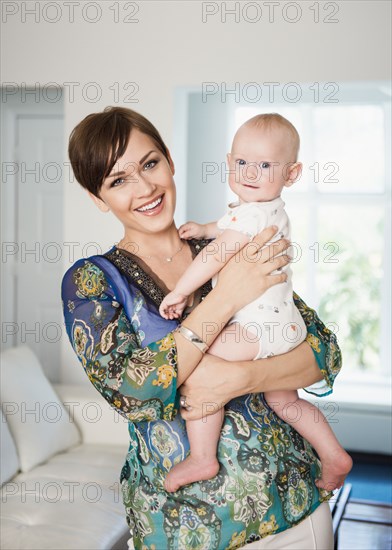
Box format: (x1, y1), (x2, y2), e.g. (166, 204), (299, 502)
(0, 443), (132, 549)
(0, 346), (80, 472)
(54, 384), (129, 446)
(0, 409), (20, 485)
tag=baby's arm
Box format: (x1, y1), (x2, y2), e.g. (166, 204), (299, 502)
(179, 221), (220, 240)
(159, 229), (251, 319)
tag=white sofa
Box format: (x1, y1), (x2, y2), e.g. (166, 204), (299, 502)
(0, 346), (133, 550)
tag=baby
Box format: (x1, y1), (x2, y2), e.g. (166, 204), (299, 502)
(160, 113), (352, 494)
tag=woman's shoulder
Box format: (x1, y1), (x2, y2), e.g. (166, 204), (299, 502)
(188, 237), (214, 253)
(62, 247), (115, 277)
(61, 247), (122, 300)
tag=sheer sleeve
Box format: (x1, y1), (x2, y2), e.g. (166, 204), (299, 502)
(61, 259), (179, 422)
(293, 292), (342, 397)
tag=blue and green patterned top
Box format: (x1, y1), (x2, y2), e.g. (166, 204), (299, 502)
(61, 239), (341, 550)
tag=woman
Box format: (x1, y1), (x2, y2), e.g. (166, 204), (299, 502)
(62, 107), (340, 549)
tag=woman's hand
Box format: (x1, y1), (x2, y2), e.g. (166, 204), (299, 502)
(179, 354), (239, 420)
(214, 225), (290, 315)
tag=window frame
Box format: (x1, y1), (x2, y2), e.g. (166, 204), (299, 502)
(173, 81), (391, 391)
(227, 81), (391, 385)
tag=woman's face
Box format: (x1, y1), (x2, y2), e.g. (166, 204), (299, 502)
(90, 129), (176, 238)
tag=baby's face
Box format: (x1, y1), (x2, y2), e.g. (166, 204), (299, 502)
(227, 125), (299, 203)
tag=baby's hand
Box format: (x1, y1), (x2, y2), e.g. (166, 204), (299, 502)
(178, 222), (206, 240)
(159, 291), (189, 320)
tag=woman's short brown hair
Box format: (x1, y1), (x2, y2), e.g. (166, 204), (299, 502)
(68, 106), (170, 197)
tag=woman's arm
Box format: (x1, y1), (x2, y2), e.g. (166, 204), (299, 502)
(61, 227), (290, 421)
(234, 340), (322, 395)
(179, 342), (318, 420)
(62, 259), (180, 422)
(180, 295), (342, 420)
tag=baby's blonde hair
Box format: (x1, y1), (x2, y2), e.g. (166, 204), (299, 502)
(243, 113), (300, 161)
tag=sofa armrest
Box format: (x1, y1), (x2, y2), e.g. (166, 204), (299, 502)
(53, 384), (129, 449)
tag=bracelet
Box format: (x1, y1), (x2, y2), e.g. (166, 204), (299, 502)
(175, 325), (209, 354)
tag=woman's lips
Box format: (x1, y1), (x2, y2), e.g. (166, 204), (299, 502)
(135, 194), (165, 216)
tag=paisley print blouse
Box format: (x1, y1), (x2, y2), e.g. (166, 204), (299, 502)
(61, 239), (341, 550)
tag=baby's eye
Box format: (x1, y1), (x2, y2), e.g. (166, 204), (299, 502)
(143, 159), (158, 171)
(261, 162), (270, 169)
(236, 159), (246, 166)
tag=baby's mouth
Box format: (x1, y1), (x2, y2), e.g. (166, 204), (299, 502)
(241, 183), (258, 188)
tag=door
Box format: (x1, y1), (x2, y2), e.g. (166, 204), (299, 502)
(1, 90), (64, 380)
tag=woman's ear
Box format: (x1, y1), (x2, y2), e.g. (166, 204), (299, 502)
(284, 162), (303, 187)
(87, 191), (110, 213)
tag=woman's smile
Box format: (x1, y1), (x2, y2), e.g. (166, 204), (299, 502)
(135, 193), (165, 215)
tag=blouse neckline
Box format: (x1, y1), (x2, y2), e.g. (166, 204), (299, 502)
(104, 238), (212, 311)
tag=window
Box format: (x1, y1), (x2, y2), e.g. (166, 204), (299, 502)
(230, 86), (391, 382)
(177, 82), (391, 384)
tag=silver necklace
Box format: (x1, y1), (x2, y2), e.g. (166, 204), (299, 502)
(117, 240), (184, 263)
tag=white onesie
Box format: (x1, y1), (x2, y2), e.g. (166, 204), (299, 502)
(212, 196), (306, 360)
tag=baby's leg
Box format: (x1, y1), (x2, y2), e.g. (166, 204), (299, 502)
(265, 390), (353, 491)
(164, 412), (221, 492)
(208, 322), (261, 361)
(164, 324), (259, 493)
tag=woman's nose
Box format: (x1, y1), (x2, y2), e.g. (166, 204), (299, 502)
(134, 173), (157, 197)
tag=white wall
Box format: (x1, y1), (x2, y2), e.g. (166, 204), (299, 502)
(1, 0), (390, 381)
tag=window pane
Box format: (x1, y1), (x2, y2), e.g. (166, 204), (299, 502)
(313, 105), (385, 193)
(285, 199), (311, 299)
(316, 204), (384, 374)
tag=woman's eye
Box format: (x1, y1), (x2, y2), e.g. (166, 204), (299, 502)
(143, 159), (158, 171)
(111, 178), (125, 188)
(261, 162), (270, 169)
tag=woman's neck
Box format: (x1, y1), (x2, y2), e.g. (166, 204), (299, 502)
(117, 225), (194, 292)
(118, 225), (183, 260)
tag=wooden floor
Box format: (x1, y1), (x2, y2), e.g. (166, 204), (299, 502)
(338, 500), (392, 550)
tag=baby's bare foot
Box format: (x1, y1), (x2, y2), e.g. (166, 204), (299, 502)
(164, 455), (220, 493)
(316, 447), (353, 491)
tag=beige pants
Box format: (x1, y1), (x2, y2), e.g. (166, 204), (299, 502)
(127, 502), (333, 550)
(242, 502), (333, 549)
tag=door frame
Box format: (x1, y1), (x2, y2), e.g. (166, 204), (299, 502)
(1, 87), (64, 350)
